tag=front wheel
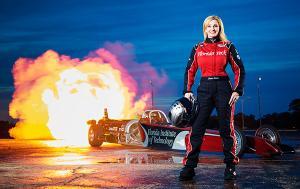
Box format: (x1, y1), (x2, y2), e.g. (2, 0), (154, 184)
(88, 125), (103, 147)
(255, 124), (281, 144)
(234, 127), (246, 157)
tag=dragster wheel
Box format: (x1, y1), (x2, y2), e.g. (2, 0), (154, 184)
(126, 120), (143, 145)
(88, 125), (103, 147)
(234, 127), (246, 157)
(255, 124), (281, 144)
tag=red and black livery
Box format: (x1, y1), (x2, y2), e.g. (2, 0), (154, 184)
(183, 37), (245, 168)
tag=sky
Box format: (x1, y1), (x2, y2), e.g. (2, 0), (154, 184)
(1, 0), (300, 121)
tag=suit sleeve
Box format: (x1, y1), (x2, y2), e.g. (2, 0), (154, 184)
(228, 43), (245, 96)
(183, 44), (198, 94)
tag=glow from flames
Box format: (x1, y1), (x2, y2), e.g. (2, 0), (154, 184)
(9, 42), (167, 145)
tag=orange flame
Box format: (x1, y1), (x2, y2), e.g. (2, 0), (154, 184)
(9, 42), (167, 144)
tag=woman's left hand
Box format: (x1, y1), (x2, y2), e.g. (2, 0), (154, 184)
(229, 92), (239, 107)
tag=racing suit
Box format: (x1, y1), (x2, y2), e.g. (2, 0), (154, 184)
(183, 37), (245, 168)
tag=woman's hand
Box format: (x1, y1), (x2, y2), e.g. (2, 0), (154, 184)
(229, 92), (239, 107)
(184, 92), (195, 102)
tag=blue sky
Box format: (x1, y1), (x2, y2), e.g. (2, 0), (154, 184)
(1, 0), (300, 120)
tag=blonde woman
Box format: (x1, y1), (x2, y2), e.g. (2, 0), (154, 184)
(180, 15), (245, 181)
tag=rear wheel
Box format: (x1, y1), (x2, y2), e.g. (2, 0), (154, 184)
(88, 125), (103, 147)
(255, 124), (281, 144)
(234, 127), (246, 157)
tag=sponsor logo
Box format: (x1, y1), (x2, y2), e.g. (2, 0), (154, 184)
(147, 128), (177, 147)
(235, 49), (241, 60)
(198, 50), (227, 56)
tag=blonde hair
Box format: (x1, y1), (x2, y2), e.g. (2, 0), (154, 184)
(203, 15), (227, 42)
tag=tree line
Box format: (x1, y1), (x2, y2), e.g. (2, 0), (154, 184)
(1, 99), (299, 138)
(208, 98), (300, 130)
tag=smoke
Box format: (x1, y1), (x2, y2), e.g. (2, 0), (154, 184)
(9, 42), (167, 139)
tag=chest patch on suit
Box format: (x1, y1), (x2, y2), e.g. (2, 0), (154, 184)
(197, 50), (227, 56)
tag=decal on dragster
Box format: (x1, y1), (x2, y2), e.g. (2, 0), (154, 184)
(141, 123), (189, 150)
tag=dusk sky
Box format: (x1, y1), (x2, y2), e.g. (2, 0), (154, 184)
(1, 0), (300, 121)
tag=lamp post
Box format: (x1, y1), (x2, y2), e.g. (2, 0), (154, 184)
(149, 80), (154, 109)
(240, 96), (251, 129)
(257, 76), (262, 127)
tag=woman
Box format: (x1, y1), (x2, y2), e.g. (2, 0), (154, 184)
(179, 15), (245, 181)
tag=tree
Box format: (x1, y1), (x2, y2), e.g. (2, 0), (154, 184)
(235, 113), (257, 130)
(288, 98), (300, 112)
(0, 121), (14, 139)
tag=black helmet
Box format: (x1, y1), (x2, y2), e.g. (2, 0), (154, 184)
(168, 97), (198, 128)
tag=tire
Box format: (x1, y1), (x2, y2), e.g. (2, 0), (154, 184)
(255, 124), (281, 144)
(88, 125), (103, 147)
(125, 120), (143, 145)
(234, 127), (246, 157)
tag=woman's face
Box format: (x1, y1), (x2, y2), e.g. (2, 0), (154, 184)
(205, 19), (220, 38)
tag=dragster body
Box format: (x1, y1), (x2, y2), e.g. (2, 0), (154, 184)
(87, 109), (295, 158)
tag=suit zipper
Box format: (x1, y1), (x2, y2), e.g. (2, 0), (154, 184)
(213, 43), (217, 76)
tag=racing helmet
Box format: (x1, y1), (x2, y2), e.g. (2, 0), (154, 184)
(168, 97), (198, 128)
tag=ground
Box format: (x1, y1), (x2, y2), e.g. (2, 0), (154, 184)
(0, 131), (299, 189)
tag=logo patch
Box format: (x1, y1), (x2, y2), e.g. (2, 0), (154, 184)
(198, 50), (227, 56)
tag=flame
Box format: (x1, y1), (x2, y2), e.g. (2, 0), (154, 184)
(9, 42), (167, 145)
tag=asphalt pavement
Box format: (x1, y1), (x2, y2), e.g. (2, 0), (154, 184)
(0, 131), (299, 189)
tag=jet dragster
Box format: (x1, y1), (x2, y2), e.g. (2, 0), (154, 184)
(87, 109), (295, 157)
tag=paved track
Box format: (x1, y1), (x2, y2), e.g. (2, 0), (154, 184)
(0, 131), (299, 188)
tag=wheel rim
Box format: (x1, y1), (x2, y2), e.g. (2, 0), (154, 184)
(234, 130), (242, 156)
(127, 123), (142, 144)
(260, 128), (277, 143)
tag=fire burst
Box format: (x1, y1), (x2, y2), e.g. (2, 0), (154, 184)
(9, 42), (167, 145)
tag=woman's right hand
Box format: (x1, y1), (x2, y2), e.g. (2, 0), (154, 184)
(184, 92), (194, 101)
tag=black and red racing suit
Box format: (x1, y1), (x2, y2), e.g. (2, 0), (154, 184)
(183, 37), (245, 167)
